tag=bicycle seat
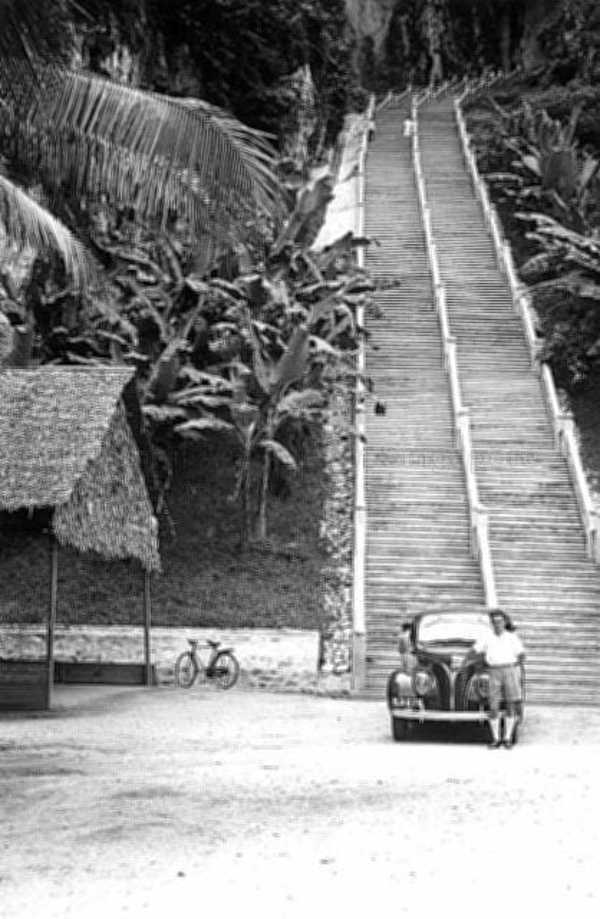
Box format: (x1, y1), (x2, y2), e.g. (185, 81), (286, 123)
(187, 639), (199, 649)
(207, 639), (221, 649)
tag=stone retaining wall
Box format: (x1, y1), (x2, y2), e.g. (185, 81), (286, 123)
(0, 625), (344, 694)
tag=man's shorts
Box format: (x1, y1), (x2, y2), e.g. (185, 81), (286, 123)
(488, 665), (522, 708)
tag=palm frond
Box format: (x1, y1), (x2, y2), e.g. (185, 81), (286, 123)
(177, 97), (281, 215)
(0, 1), (72, 65)
(2, 68), (283, 252)
(0, 174), (88, 286)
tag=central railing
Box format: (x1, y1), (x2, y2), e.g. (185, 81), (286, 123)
(455, 80), (600, 563)
(411, 75), (500, 610)
(352, 92), (377, 689)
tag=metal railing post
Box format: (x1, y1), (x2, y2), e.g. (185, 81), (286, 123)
(351, 94), (376, 691)
(413, 82), (500, 609)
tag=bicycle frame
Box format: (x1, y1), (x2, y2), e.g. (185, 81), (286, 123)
(205, 644), (222, 676)
(176, 638), (239, 690)
(189, 640), (230, 677)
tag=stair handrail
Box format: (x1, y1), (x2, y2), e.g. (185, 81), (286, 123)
(352, 93), (376, 682)
(376, 88), (411, 113)
(454, 81), (600, 564)
(376, 90), (394, 111)
(541, 364), (600, 560)
(411, 91), (499, 609)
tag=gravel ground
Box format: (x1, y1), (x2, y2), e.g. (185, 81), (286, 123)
(2, 686), (600, 919)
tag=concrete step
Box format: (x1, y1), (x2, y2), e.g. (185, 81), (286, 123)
(362, 96), (600, 706)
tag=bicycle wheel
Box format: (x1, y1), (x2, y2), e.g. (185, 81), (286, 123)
(174, 652), (197, 688)
(211, 651), (240, 689)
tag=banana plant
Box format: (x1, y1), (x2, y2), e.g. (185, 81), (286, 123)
(487, 99), (599, 231)
(520, 212), (600, 295)
(516, 211), (600, 381)
(172, 310), (327, 547)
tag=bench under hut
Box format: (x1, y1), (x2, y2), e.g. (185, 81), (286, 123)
(0, 366), (160, 710)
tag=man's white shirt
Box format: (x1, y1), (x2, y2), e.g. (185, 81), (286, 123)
(473, 631), (524, 667)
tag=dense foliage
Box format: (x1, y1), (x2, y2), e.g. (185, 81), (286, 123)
(537, 0), (600, 84)
(13, 194), (373, 546)
(0, 0), (371, 553)
(467, 66), (600, 388)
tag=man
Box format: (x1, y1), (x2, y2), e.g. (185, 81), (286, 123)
(464, 609), (525, 749)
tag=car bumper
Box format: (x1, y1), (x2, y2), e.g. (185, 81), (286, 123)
(390, 708), (489, 723)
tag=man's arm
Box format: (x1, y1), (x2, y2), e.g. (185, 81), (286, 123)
(513, 633), (525, 665)
(461, 643), (483, 670)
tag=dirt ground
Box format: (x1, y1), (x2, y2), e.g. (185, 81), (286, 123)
(2, 685), (600, 919)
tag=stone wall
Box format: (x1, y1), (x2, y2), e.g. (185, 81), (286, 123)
(0, 625), (323, 694)
(319, 393), (354, 682)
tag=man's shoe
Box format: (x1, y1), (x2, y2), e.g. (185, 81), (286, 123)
(488, 741), (502, 749)
(503, 740), (513, 749)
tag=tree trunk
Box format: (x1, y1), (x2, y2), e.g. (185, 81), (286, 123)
(471, 3), (485, 73)
(257, 447), (270, 542)
(256, 411), (274, 541)
(240, 458), (251, 551)
(500, 10), (511, 73)
(399, 14), (410, 59)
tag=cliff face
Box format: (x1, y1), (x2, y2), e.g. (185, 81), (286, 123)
(345, 0), (569, 84)
(344, 0), (398, 58)
(71, 1), (594, 116)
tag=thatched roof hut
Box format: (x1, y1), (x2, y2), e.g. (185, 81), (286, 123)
(0, 366), (159, 571)
(0, 365), (160, 709)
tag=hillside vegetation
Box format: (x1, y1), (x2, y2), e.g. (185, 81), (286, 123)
(462, 2), (600, 482)
(0, 436), (328, 629)
(3, 0), (600, 649)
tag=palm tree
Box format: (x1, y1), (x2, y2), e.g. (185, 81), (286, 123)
(0, 0), (281, 287)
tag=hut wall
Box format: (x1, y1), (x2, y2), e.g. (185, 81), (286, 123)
(0, 660), (49, 710)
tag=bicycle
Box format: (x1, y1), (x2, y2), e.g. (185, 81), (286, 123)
(174, 638), (240, 690)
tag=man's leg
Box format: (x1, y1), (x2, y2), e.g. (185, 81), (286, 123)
(503, 702), (516, 746)
(488, 672), (502, 747)
(502, 666), (522, 747)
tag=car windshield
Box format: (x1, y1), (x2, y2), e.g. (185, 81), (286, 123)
(417, 613), (491, 644)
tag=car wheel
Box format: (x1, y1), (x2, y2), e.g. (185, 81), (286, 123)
(391, 718), (411, 742)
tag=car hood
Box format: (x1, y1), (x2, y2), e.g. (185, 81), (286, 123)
(416, 643), (472, 669)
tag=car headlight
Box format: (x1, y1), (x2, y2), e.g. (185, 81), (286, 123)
(412, 669), (434, 697)
(476, 673), (490, 699)
(393, 672), (414, 696)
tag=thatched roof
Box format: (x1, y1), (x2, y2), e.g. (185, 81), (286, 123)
(0, 367), (160, 571)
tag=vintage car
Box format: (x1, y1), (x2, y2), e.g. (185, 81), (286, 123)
(386, 610), (525, 742)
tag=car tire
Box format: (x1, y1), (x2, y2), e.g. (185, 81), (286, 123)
(391, 718), (411, 742)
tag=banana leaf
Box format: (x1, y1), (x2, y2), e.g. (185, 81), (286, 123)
(259, 439), (297, 469)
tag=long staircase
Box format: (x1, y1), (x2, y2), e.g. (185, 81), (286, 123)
(363, 97), (486, 696)
(363, 90), (600, 705)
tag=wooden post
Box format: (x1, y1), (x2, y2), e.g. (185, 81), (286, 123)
(47, 535), (58, 708)
(143, 569), (152, 686)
